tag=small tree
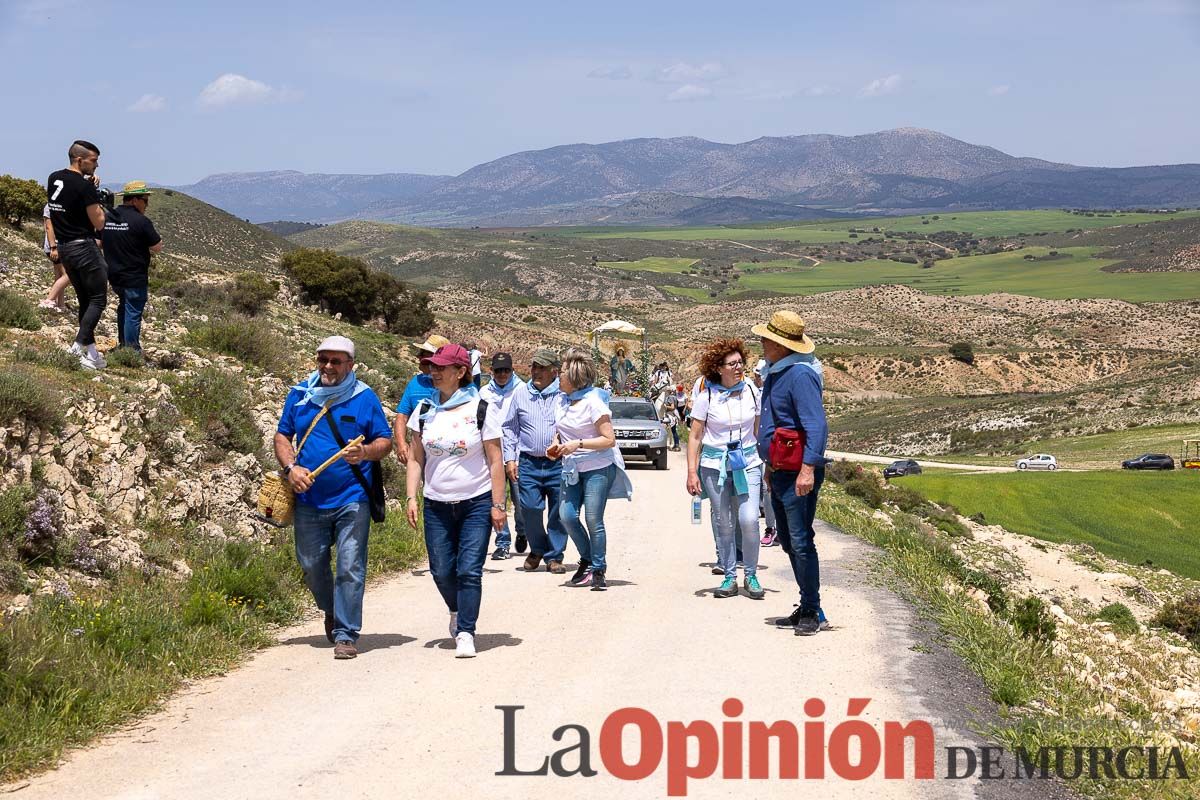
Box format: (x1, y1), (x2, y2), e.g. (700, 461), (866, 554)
(949, 341), (975, 365)
(0, 175), (44, 227)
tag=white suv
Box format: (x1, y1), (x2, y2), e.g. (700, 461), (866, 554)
(1016, 453), (1058, 471)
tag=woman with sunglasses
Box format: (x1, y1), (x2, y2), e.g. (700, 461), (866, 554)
(685, 339), (765, 599)
(406, 344), (507, 658)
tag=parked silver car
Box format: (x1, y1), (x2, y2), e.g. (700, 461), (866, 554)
(1016, 453), (1058, 471)
(610, 396), (669, 470)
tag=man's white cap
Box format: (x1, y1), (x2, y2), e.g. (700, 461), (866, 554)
(316, 335), (355, 358)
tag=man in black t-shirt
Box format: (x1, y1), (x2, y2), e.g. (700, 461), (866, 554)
(103, 181), (163, 352)
(47, 139), (109, 370)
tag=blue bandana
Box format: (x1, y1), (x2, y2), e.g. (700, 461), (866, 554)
(704, 378), (747, 394)
(529, 378), (560, 397)
(419, 384), (480, 422)
(566, 383), (595, 402)
(292, 370), (367, 408)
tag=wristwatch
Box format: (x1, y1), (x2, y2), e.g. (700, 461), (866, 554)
(491, 503), (506, 511)
(282, 464), (294, 476)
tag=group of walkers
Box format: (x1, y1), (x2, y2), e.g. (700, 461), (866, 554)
(44, 140), (163, 369)
(275, 310), (829, 661)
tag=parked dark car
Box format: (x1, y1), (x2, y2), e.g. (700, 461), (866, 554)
(1121, 453), (1175, 470)
(883, 459), (923, 478)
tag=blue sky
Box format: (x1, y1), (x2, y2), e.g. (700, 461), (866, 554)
(1, 0), (1197, 184)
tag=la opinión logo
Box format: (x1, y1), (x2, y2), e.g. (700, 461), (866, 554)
(496, 699), (1191, 796)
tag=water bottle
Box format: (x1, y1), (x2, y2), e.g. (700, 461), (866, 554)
(691, 495), (702, 524)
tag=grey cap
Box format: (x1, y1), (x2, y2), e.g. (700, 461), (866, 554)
(530, 347), (561, 367)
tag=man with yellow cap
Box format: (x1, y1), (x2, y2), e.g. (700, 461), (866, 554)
(752, 310), (830, 637)
(102, 181), (163, 353)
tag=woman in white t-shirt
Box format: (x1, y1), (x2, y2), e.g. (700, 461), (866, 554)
(405, 344), (506, 658)
(548, 351), (630, 591)
(685, 339), (765, 600)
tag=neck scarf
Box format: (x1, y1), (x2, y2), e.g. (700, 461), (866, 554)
(419, 384), (479, 422)
(490, 376), (518, 397)
(528, 377), (560, 397)
(292, 370), (366, 408)
(705, 378), (747, 394)
(566, 383), (595, 403)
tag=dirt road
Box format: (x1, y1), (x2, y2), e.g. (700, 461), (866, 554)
(826, 451), (1017, 473)
(10, 451), (1067, 800)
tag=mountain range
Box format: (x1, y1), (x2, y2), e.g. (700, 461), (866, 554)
(172, 128), (1200, 226)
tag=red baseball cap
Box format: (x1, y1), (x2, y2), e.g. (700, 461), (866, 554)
(422, 343), (471, 367)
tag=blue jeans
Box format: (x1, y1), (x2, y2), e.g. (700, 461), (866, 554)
(517, 454), (566, 562)
(423, 492), (492, 635)
(293, 502), (371, 643)
(493, 475), (525, 549)
(699, 464), (761, 578)
(112, 284), (148, 351)
(769, 466), (825, 614)
(559, 463), (616, 571)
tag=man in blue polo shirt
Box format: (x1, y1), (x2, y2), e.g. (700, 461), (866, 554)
(754, 311), (829, 637)
(392, 334), (449, 464)
(275, 336), (392, 660)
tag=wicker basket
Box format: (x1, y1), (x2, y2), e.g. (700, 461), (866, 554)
(256, 471), (295, 526)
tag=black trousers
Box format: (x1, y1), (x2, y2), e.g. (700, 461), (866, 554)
(59, 240), (108, 346)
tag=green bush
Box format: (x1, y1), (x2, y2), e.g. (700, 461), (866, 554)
(1152, 594), (1200, 646)
(0, 368), (62, 429)
(0, 175), (43, 227)
(281, 248), (433, 335)
(174, 367), (261, 457)
(1011, 596), (1057, 642)
(949, 341), (975, 365)
(12, 344), (79, 372)
(231, 273), (279, 316)
(0, 289), (41, 331)
(106, 347), (145, 369)
(186, 316), (287, 373)
(1095, 602), (1139, 635)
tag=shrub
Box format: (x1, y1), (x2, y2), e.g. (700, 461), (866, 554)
(0, 289), (41, 331)
(0, 175), (44, 226)
(949, 341), (975, 365)
(280, 248), (433, 335)
(12, 344), (79, 372)
(186, 316), (287, 373)
(231, 273), (279, 316)
(174, 367), (261, 457)
(106, 347), (146, 369)
(1011, 596), (1056, 642)
(0, 368), (62, 429)
(1153, 594), (1200, 646)
(1095, 602), (1139, 635)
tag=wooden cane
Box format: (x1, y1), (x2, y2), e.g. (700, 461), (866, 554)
(307, 435), (365, 480)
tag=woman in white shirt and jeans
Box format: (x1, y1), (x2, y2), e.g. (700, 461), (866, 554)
(686, 338), (765, 600)
(548, 351), (630, 591)
(406, 344), (507, 658)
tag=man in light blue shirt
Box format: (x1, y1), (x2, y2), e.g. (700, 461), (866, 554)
(480, 352), (526, 559)
(502, 348), (569, 573)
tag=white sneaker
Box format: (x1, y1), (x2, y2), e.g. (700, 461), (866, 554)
(448, 611), (458, 638)
(79, 353), (104, 371)
(88, 348), (107, 368)
(68, 342), (84, 356)
(454, 631), (476, 658)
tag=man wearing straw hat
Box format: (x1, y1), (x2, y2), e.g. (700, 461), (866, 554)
(753, 311), (830, 637)
(274, 336), (392, 659)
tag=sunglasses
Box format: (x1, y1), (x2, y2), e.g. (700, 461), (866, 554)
(316, 356), (348, 366)
(722, 360), (745, 369)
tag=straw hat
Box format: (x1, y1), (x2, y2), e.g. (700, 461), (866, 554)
(751, 310), (815, 354)
(411, 334), (451, 354)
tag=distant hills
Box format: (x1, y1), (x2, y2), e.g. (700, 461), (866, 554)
(177, 129), (1200, 226)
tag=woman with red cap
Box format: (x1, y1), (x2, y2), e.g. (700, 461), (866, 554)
(405, 344), (507, 658)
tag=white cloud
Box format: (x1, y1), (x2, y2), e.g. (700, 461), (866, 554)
(858, 74), (903, 97)
(127, 94), (166, 113)
(587, 65), (633, 80)
(666, 84), (713, 102)
(988, 84), (1011, 96)
(656, 62), (727, 84)
(198, 73), (298, 108)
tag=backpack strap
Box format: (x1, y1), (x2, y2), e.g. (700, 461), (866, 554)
(476, 399), (489, 430)
(417, 399), (432, 435)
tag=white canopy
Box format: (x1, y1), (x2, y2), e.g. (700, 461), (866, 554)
(587, 320), (644, 342)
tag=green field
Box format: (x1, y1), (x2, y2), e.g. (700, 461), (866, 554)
(905, 471), (1200, 579)
(923, 424), (1200, 470)
(597, 257), (699, 273)
(731, 247), (1200, 301)
(576, 209), (1200, 242)
(662, 285), (715, 302)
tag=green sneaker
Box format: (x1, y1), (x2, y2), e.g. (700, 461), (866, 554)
(744, 575), (764, 600)
(714, 576), (738, 598)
